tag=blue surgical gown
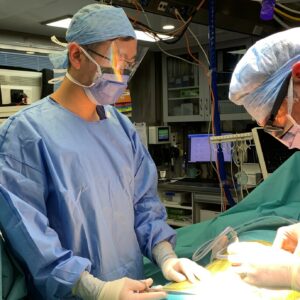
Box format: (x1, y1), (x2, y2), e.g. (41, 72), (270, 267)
(0, 97), (176, 299)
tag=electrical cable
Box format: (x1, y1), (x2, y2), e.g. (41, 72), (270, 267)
(208, 0), (235, 207)
(129, 1), (201, 66)
(130, 0), (230, 208)
(276, 3), (300, 15)
(173, 9), (228, 209)
(230, 145), (239, 201)
(161, 0), (206, 45)
(130, 0), (206, 45)
(174, 9), (210, 68)
(274, 7), (300, 22)
(273, 15), (291, 29)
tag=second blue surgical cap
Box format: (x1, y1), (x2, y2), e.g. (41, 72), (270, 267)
(50, 4), (136, 69)
(229, 27), (300, 124)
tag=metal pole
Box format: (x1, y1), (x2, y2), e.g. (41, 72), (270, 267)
(208, 0), (235, 207)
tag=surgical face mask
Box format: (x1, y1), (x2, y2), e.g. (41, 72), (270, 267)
(66, 46), (129, 105)
(264, 75), (300, 149)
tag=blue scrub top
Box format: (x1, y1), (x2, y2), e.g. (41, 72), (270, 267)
(0, 97), (176, 299)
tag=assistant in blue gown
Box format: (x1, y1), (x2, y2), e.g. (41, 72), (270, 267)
(0, 96), (176, 298)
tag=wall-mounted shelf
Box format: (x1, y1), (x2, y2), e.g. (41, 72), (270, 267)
(168, 97), (199, 101)
(168, 86), (199, 91)
(163, 202), (192, 210)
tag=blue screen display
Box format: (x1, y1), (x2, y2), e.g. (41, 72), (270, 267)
(188, 133), (232, 163)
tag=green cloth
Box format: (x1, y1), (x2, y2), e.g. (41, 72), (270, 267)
(1, 235), (27, 299)
(145, 152), (300, 285)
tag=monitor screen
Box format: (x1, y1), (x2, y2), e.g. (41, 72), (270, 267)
(157, 127), (170, 142)
(188, 133), (232, 163)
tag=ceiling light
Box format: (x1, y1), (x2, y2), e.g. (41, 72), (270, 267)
(162, 25), (175, 30)
(134, 30), (173, 42)
(44, 17), (72, 29)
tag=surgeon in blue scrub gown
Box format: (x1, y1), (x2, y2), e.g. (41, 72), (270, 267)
(0, 4), (209, 300)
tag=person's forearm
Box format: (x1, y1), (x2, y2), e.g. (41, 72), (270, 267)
(72, 271), (105, 300)
(152, 240), (177, 267)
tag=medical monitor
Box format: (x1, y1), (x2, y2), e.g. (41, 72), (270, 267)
(0, 69), (42, 105)
(188, 133), (232, 163)
(148, 126), (170, 144)
(252, 127), (299, 179)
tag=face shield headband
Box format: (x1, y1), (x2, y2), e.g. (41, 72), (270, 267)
(263, 72), (293, 138)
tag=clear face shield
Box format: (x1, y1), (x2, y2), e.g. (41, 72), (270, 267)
(263, 72), (293, 138)
(263, 65), (300, 149)
(65, 40), (148, 106)
(81, 39), (148, 84)
(49, 37), (148, 106)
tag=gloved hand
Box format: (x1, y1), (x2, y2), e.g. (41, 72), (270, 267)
(99, 277), (167, 300)
(272, 223), (300, 255)
(161, 257), (210, 283)
(227, 242), (300, 290)
(72, 271), (167, 300)
(152, 241), (211, 283)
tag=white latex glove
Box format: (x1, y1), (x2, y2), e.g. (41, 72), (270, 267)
(273, 223), (300, 255)
(72, 271), (166, 300)
(227, 242), (300, 290)
(99, 277), (167, 300)
(152, 241), (211, 283)
(161, 257), (211, 283)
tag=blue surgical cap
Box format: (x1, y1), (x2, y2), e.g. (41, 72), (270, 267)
(50, 4), (136, 69)
(229, 27), (300, 123)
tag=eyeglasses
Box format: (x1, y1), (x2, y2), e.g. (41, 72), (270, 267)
(86, 48), (137, 71)
(86, 48), (111, 62)
(263, 72), (292, 138)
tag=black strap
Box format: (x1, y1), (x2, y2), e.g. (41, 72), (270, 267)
(96, 105), (107, 120)
(267, 72), (292, 123)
